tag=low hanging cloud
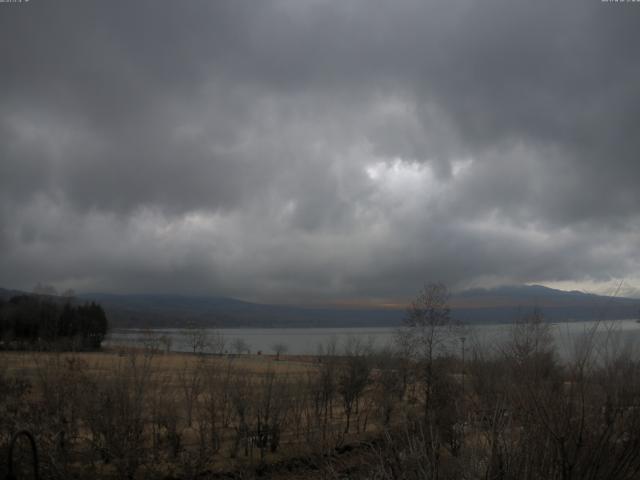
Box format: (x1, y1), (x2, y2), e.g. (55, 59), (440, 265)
(1, 0), (639, 302)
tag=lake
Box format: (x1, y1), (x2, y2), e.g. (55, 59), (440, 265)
(105, 319), (640, 361)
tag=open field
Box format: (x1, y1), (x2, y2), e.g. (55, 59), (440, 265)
(1, 349), (319, 377)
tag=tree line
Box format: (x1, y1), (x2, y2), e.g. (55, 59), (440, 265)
(0, 294), (108, 350)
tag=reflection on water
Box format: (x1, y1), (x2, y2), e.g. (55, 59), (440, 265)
(105, 319), (640, 360)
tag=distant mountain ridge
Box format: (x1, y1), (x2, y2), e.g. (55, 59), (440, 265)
(450, 284), (639, 324)
(77, 292), (402, 328)
(453, 284), (607, 308)
(1, 285), (639, 328)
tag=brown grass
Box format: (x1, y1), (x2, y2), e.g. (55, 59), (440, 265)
(1, 349), (318, 378)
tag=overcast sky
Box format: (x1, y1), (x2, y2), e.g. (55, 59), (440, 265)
(1, 0), (639, 303)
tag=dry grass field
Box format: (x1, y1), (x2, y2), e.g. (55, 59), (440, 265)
(1, 349), (319, 378)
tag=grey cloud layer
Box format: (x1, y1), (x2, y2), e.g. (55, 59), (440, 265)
(1, 0), (639, 300)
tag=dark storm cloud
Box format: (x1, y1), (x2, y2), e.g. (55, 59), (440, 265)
(1, 0), (639, 301)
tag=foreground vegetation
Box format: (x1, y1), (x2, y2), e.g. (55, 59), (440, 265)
(2, 285), (640, 479)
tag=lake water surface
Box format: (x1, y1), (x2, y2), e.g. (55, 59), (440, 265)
(105, 319), (640, 360)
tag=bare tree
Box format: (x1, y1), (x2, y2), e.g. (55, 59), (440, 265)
(253, 369), (290, 458)
(231, 338), (250, 355)
(82, 352), (154, 479)
(397, 282), (459, 417)
(199, 359), (233, 456)
(177, 358), (203, 427)
(308, 338), (340, 449)
(338, 337), (372, 434)
(209, 328), (226, 355)
(141, 329), (163, 354)
(229, 370), (253, 458)
(339, 355), (371, 434)
(371, 348), (406, 427)
(158, 334), (173, 354)
(271, 342), (288, 360)
(509, 306), (554, 365)
(184, 327), (210, 354)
